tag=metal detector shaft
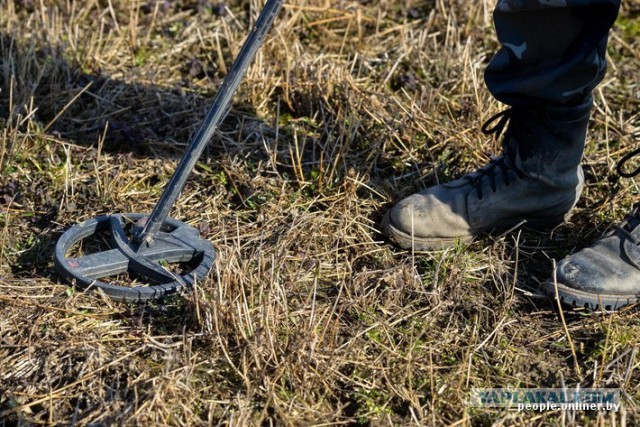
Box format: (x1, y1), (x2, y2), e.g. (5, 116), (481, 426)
(137, 0), (284, 242)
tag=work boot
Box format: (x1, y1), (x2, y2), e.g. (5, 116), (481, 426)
(543, 148), (640, 311)
(382, 97), (593, 250)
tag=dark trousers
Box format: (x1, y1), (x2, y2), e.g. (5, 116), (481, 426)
(485, 0), (621, 107)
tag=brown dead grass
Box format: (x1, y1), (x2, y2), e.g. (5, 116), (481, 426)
(0, 0), (639, 425)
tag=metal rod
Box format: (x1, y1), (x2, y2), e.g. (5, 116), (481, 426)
(137, 0), (284, 241)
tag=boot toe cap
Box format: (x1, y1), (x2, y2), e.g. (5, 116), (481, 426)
(554, 242), (640, 296)
(387, 191), (471, 240)
(555, 249), (619, 293)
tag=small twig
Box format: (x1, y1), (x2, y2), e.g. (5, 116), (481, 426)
(44, 81), (93, 132)
(475, 318), (517, 352)
(552, 260), (582, 378)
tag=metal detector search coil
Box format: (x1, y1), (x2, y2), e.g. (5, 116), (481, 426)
(55, 214), (215, 301)
(54, 0), (284, 302)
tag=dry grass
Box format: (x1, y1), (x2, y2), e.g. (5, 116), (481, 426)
(1, 0), (639, 425)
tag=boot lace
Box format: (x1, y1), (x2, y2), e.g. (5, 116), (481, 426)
(463, 109), (525, 200)
(616, 146), (640, 178)
(612, 147), (640, 269)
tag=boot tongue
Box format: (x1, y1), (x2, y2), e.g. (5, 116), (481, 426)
(503, 136), (528, 177)
(499, 108), (530, 176)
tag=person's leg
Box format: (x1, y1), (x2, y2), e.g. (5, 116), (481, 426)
(486, 0), (620, 107)
(382, 0), (620, 251)
(485, 1), (640, 311)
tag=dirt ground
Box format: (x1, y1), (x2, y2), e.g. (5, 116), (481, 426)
(0, 0), (639, 425)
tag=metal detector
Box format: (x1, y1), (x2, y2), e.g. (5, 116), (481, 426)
(55, 0), (284, 302)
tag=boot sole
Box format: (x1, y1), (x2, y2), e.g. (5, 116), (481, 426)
(541, 281), (639, 311)
(381, 211), (568, 251)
